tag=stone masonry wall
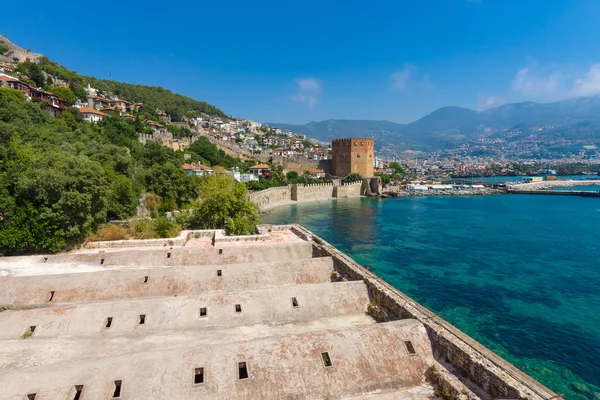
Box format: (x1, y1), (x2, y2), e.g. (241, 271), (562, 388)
(274, 224), (560, 400)
(249, 186), (292, 211)
(291, 183), (335, 201)
(331, 138), (374, 178)
(332, 182), (363, 198)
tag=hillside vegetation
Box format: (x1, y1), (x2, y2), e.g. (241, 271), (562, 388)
(0, 89), (255, 254)
(15, 56), (228, 121)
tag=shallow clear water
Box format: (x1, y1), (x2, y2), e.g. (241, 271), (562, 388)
(262, 195), (600, 399)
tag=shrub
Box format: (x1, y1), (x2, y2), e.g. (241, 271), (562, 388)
(86, 224), (129, 242)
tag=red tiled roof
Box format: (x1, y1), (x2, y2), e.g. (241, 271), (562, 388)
(310, 169), (325, 174)
(249, 164), (270, 169)
(78, 107), (107, 116)
(183, 163), (213, 171)
(0, 74), (20, 82)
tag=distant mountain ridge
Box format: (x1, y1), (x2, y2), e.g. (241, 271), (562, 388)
(268, 96), (600, 149)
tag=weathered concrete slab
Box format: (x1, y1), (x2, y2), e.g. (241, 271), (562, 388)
(0, 320), (433, 400)
(0, 281), (369, 339)
(0, 257), (335, 305)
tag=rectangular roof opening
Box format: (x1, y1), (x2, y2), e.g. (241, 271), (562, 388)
(112, 380), (122, 398)
(321, 352), (333, 367)
(73, 385), (83, 400)
(199, 307), (207, 317)
(194, 367), (204, 385)
(27, 394), (36, 400)
(405, 341), (416, 355)
(238, 362), (248, 380)
(143, 276), (148, 283)
(235, 304), (242, 313)
(217, 269), (222, 276)
(105, 317), (113, 328)
(292, 297), (299, 307)
(139, 315), (146, 325)
(48, 291), (55, 302)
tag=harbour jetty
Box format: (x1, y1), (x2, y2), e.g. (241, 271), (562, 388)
(508, 179), (600, 191)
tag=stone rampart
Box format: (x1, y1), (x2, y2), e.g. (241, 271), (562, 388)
(249, 186), (292, 211)
(291, 183), (335, 201)
(275, 224), (560, 400)
(333, 182), (362, 198)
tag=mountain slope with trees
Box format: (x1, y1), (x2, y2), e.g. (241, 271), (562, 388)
(0, 89), (255, 254)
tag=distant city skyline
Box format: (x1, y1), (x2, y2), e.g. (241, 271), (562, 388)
(5, 0), (600, 124)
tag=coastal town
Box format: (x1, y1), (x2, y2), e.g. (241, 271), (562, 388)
(3, 5), (599, 397)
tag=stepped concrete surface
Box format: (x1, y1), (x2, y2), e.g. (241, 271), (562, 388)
(0, 226), (561, 400)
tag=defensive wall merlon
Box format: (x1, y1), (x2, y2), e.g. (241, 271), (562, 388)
(331, 137), (375, 145)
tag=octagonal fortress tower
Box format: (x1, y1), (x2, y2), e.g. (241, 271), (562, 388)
(331, 137), (374, 178)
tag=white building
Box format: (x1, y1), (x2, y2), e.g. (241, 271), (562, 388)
(78, 107), (106, 123)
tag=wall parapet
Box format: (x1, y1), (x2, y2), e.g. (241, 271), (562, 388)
(83, 228), (273, 249)
(283, 223), (560, 400)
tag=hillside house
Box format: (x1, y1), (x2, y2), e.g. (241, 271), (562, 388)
(183, 163), (214, 176)
(309, 169), (327, 179)
(78, 107), (107, 123)
(87, 95), (111, 109)
(30, 88), (66, 116)
(249, 164), (271, 176)
(0, 74), (31, 98)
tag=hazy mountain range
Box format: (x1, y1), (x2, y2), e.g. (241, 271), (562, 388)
(267, 96), (600, 150)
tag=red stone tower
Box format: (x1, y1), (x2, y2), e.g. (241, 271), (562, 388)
(331, 138), (374, 178)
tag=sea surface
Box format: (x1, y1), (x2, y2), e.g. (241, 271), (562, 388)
(262, 194), (600, 399)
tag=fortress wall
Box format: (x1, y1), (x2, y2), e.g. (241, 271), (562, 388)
(291, 183), (335, 201)
(333, 182), (362, 198)
(0, 258), (334, 305)
(284, 224), (559, 400)
(0, 281), (368, 339)
(249, 186), (291, 211)
(0, 320), (433, 400)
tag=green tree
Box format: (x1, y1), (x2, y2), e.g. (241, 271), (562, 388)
(187, 175), (260, 235)
(48, 86), (76, 105)
(342, 173), (362, 184)
(0, 40), (9, 55)
(286, 171), (299, 182)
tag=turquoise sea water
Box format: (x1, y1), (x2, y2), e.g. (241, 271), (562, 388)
(262, 195), (600, 399)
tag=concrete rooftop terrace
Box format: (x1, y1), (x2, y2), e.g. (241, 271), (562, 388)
(0, 226), (560, 400)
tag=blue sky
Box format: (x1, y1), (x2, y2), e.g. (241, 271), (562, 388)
(4, 0), (600, 124)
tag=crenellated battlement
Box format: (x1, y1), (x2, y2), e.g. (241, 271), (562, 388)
(331, 137), (375, 178)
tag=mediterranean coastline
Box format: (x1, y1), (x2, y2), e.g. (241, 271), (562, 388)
(261, 194), (600, 399)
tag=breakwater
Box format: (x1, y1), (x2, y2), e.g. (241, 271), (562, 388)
(509, 180), (600, 191)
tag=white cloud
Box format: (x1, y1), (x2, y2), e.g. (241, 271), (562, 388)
(391, 64), (414, 90)
(293, 77), (321, 109)
(477, 95), (505, 111)
(512, 65), (564, 97)
(570, 64), (600, 97)
(391, 64), (432, 91)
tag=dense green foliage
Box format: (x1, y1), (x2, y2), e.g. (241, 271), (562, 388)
(30, 56), (228, 120)
(183, 175), (260, 235)
(341, 173), (362, 184)
(0, 88), (244, 254)
(15, 60), (46, 88)
(86, 77), (228, 121)
(187, 137), (240, 168)
(0, 40), (9, 55)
